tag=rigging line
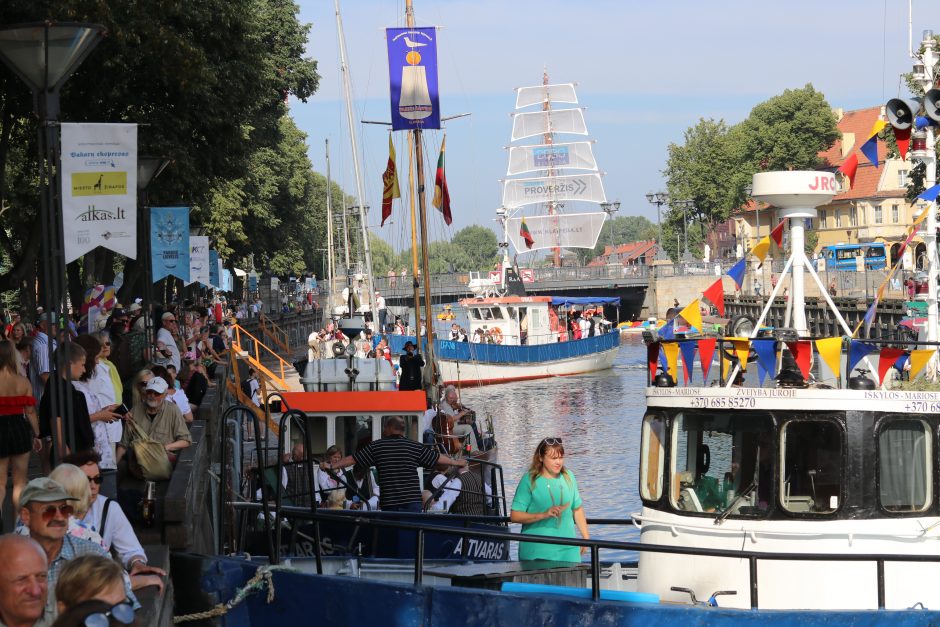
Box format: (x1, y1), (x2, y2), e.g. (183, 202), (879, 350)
(882, 0), (888, 102)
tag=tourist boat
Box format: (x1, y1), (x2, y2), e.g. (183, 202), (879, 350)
(435, 294), (620, 386)
(635, 169), (940, 611)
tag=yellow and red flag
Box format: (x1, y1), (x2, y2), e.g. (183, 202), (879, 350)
(381, 135), (400, 226)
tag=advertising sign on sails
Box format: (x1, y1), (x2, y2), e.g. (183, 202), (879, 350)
(506, 212), (606, 253)
(502, 173), (606, 208)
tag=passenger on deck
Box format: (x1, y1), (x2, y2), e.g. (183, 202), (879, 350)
(425, 459), (491, 515)
(318, 446), (345, 503)
(440, 386), (480, 452)
(321, 416), (466, 512)
(398, 342), (424, 391)
(343, 464), (380, 510)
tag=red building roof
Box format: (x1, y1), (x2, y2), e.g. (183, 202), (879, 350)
(588, 240), (659, 266)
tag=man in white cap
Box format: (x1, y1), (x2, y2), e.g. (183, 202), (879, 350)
(117, 377), (191, 463)
(153, 311), (181, 371)
(19, 477), (136, 623)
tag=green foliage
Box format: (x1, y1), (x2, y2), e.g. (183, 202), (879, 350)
(450, 226), (499, 270)
(368, 234), (398, 276)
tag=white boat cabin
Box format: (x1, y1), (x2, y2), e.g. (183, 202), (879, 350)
(459, 296), (557, 346)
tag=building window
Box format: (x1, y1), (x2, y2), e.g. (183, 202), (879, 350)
(836, 211), (842, 228)
(819, 209), (826, 227)
(780, 419), (842, 514)
(892, 204), (899, 223)
(899, 170), (909, 188)
(874, 206), (883, 224)
(850, 206), (858, 227)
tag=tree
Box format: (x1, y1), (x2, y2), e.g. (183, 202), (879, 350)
(577, 215), (657, 264)
(368, 233), (398, 276)
(450, 225), (498, 271)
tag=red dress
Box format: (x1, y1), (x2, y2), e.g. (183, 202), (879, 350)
(0, 394), (36, 457)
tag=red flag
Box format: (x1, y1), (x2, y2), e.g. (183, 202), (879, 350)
(786, 341), (813, 379)
(702, 278), (725, 317)
(697, 338), (716, 383)
(893, 126), (912, 161)
(520, 217), (535, 249)
(381, 135), (400, 226)
(878, 347), (906, 385)
(648, 342), (660, 381)
(838, 153), (859, 188)
(769, 220), (785, 248)
(432, 138), (452, 225)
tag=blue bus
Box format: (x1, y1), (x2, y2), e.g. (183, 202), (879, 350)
(821, 243), (887, 271)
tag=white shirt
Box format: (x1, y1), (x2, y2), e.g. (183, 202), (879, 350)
(345, 472), (380, 511)
(92, 362), (122, 443)
(83, 494), (147, 568)
(168, 386), (192, 417)
(422, 408), (438, 433)
(428, 474), (492, 512)
(71, 380), (116, 470)
(376, 295), (386, 310)
(155, 327), (181, 371)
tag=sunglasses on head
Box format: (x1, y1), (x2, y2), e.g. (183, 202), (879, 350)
(540, 437), (562, 447)
(87, 475), (103, 485)
(83, 602), (135, 627)
(37, 503), (73, 521)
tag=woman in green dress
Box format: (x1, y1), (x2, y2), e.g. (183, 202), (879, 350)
(510, 437), (590, 563)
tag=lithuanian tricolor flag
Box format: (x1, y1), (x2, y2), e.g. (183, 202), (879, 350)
(432, 138), (452, 225)
(520, 217), (535, 249)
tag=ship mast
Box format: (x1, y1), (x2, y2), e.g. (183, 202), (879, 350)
(405, 0), (437, 388)
(325, 139), (336, 303)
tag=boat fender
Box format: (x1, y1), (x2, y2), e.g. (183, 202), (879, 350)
(491, 327), (502, 343)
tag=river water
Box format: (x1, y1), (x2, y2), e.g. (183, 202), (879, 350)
(459, 335), (647, 560)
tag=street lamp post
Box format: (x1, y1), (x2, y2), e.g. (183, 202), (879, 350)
(674, 199), (696, 263)
(600, 200), (621, 261)
(0, 21), (105, 461)
(645, 192), (670, 261)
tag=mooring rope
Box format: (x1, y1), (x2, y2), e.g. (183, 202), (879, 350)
(173, 564), (293, 623)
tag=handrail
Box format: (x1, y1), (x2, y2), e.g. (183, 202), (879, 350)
(228, 501), (940, 608)
(259, 313), (292, 356)
(226, 348), (280, 436)
(230, 323), (292, 390)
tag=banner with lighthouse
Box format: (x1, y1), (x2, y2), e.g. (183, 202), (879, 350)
(386, 27), (440, 131)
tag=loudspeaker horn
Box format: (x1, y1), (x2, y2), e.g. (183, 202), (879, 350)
(924, 89), (940, 123)
(886, 98), (922, 130)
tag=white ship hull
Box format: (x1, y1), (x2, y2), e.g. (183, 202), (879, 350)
(438, 344), (618, 387)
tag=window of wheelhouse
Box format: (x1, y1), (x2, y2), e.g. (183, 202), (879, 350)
(381, 415), (419, 441)
(669, 411), (773, 516)
(335, 416), (373, 457)
(640, 414), (665, 501)
(469, 308), (482, 320)
(780, 418), (842, 514)
(878, 418), (931, 513)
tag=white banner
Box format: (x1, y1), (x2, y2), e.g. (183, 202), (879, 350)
(502, 173), (606, 209)
(507, 141), (598, 176)
(507, 212), (606, 253)
(515, 83), (578, 109)
(60, 123), (138, 263)
(511, 108), (587, 141)
(186, 236), (210, 286)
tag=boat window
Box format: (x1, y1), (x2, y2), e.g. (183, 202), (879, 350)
(480, 308), (493, 320)
(470, 308), (482, 320)
(780, 419), (842, 514)
(381, 415), (419, 442)
(879, 419), (931, 513)
(335, 416), (373, 457)
(490, 307), (504, 320)
(670, 411), (773, 516)
(506, 307), (517, 319)
(640, 414), (665, 501)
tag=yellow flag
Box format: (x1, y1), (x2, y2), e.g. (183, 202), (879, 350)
(678, 300), (703, 333)
(662, 342), (680, 383)
(727, 337), (751, 372)
(750, 236), (771, 265)
(815, 337), (842, 379)
(868, 119), (888, 138)
(909, 349), (935, 380)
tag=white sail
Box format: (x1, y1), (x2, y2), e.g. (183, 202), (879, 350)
(511, 108), (587, 141)
(502, 172), (606, 209)
(506, 141), (598, 176)
(507, 213), (606, 253)
(514, 83), (578, 109)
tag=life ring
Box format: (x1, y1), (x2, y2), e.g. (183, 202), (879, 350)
(490, 327), (503, 343)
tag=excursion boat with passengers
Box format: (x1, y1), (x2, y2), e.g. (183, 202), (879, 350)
(636, 170), (940, 611)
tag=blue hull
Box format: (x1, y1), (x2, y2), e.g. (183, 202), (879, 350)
(387, 331), (619, 363)
(180, 556), (940, 626)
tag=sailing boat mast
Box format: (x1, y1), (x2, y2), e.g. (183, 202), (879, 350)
(335, 0), (379, 327)
(325, 139), (336, 300)
(542, 69), (561, 268)
(405, 0), (437, 386)
(407, 132), (422, 335)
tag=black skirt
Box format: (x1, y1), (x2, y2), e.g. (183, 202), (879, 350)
(0, 412), (32, 457)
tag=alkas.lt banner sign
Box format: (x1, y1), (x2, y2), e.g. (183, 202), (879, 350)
(60, 123), (138, 263)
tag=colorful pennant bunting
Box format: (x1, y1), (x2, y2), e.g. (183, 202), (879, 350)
(727, 259), (746, 290)
(860, 134), (880, 168)
(786, 341), (813, 379)
(893, 126), (911, 161)
(917, 183), (940, 202)
(662, 342), (680, 384)
(730, 338), (751, 372)
(678, 300), (703, 333)
(648, 342), (660, 381)
(838, 153), (859, 189)
(658, 318), (676, 340)
(909, 349), (935, 380)
(862, 300), (879, 337)
(679, 341), (698, 385)
(847, 340), (877, 374)
(877, 347), (907, 385)
(769, 220), (785, 248)
(752, 339), (778, 386)
(750, 236), (772, 266)
(702, 279), (725, 317)
(815, 337), (843, 380)
(698, 338), (716, 383)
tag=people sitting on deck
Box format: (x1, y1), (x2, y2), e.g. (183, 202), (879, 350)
(318, 445), (346, 504)
(343, 464), (380, 510)
(449, 323), (460, 341)
(424, 459), (491, 515)
(471, 329), (484, 343)
(394, 318), (406, 335)
(440, 386), (480, 452)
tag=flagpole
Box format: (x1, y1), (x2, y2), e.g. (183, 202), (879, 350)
(407, 131), (422, 334)
(325, 139), (336, 309)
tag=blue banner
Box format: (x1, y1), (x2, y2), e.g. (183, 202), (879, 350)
(222, 269), (233, 292)
(150, 206), (189, 282)
(209, 249), (220, 288)
(386, 27), (440, 131)
(248, 273), (257, 293)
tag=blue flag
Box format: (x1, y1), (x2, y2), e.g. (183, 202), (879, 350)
(847, 340), (877, 375)
(917, 183), (940, 202)
(209, 250), (220, 288)
(727, 259), (746, 290)
(862, 300), (878, 336)
(860, 135), (879, 167)
(386, 27), (440, 131)
(658, 319), (676, 340)
(752, 339), (777, 386)
(150, 206), (190, 282)
(658, 346), (669, 374)
(679, 341), (698, 384)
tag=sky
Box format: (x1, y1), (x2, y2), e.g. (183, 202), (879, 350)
(290, 0), (940, 252)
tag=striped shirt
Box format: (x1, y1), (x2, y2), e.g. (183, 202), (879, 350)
(353, 435), (439, 508)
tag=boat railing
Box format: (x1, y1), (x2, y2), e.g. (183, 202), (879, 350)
(224, 501), (940, 610)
